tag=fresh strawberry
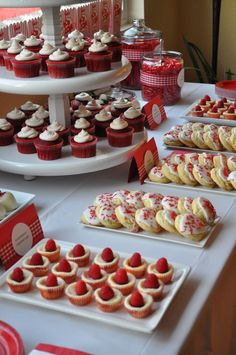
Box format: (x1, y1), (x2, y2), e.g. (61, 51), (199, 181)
(233, 100), (236, 108)
(156, 257), (169, 273)
(57, 258), (71, 272)
(101, 247), (114, 262)
(211, 106), (218, 112)
(11, 267), (24, 282)
(217, 100), (224, 108)
(130, 290), (144, 307)
(29, 252), (44, 265)
(45, 239), (56, 252)
(194, 105), (202, 111)
(204, 95), (211, 101)
(222, 97), (227, 103)
(114, 268), (128, 284)
(72, 244), (85, 257)
(129, 252), (142, 267)
(88, 264), (102, 280)
(75, 280), (88, 295)
(199, 99), (206, 105)
(143, 273), (159, 288)
(46, 273), (58, 287)
(99, 284), (114, 301)
(227, 106), (235, 113)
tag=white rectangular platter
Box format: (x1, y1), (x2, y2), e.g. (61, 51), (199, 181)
(0, 189), (35, 225)
(181, 101), (236, 127)
(163, 144), (236, 157)
(0, 239), (190, 334)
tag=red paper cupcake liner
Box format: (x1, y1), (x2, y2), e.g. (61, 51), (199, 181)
(14, 135), (37, 154)
(122, 114), (146, 132)
(107, 43), (122, 62)
(6, 118), (26, 134)
(106, 127), (134, 147)
(11, 58), (41, 78)
(84, 51), (112, 72)
(39, 54), (49, 71)
(46, 57), (76, 78)
(70, 136), (97, 158)
(34, 138), (63, 160)
(94, 120), (112, 137)
(67, 49), (87, 68)
(0, 127), (14, 146)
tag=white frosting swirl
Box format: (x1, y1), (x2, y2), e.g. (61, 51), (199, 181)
(24, 35), (41, 47)
(7, 108), (25, 120)
(89, 39), (108, 53)
(35, 106), (49, 120)
(25, 114), (44, 127)
(124, 107), (142, 119)
(110, 117), (128, 130)
(94, 29), (105, 40)
(68, 29), (84, 39)
(86, 99), (102, 111)
(113, 98), (131, 109)
(17, 126), (39, 139)
(7, 39), (22, 54)
(74, 129), (93, 143)
(66, 38), (85, 51)
(74, 104), (92, 118)
(101, 32), (119, 44)
(75, 92), (92, 102)
(15, 48), (36, 61)
(71, 40), (85, 52)
(0, 118), (12, 131)
(47, 121), (65, 132)
(13, 33), (26, 42)
(49, 48), (69, 61)
(39, 129), (59, 142)
(0, 39), (10, 49)
(95, 109), (112, 122)
(74, 118), (90, 129)
(39, 43), (56, 55)
(20, 101), (39, 111)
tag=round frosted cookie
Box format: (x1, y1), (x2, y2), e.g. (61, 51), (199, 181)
(148, 166), (170, 183)
(0, 191), (17, 212)
(161, 196), (179, 213)
(178, 129), (195, 148)
(218, 126), (234, 152)
(96, 203), (122, 229)
(169, 153), (185, 165)
(230, 127), (236, 151)
(182, 122), (193, 131)
(175, 213), (210, 241)
(210, 167), (234, 191)
(227, 171), (236, 189)
(191, 130), (208, 149)
(198, 153), (214, 169)
(156, 209), (178, 233)
(125, 191), (145, 209)
(112, 190), (130, 205)
(203, 123), (218, 133)
(192, 197), (217, 225)
(81, 205), (102, 226)
(93, 193), (113, 207)
(203, 130), (223, 151)
(135, 208), (162, 233)
(163, 130), (183, 146)
(177, 197), (193, 214)
(115, 203), (140, 232)
(184, 153), (199, 165)
(192, 164), (216, 188)
(169, 124), (183, 133)
(161, 163), (183, 184)
(227, 156), (236, 171)
(213, 153), (227, 168)
(177, 162), (198, 186)
(142, 192), (163, 211)
(191, 122), (205, 131)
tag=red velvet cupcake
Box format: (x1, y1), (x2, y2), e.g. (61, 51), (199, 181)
(70, 129), (97, 158)
(110, 98), (132, 118)
(20, 101), (40, 117)
(15, 126), (39, 154)
(74, 92), (93, 105)
(106, 117), (134, 147)
(0, 39), (10, 66)
(84, 39), (112, 72)
(46, 49), (75, 78)
(38, 42), (56, 71)
(65, 38), (88, 68)
(11, 49), (41, 78)
(3, 39), (23, 71)
(34, 130), (63, 160)
(0, 119), (14, 146)
(23, 35), (42, 53)
(34, 106), (50, 124)
(24, 114), (46, 132)
(85, 99), (103, 116)
(72, 104), (94, 124)
(12, 33), (26, 45)
(100, 32), (122, 62)
(122, 107), (146, 132)
(6, 107), (26, 133)
(46, 121), (70, 146)
(71, 117), (95, 136)
(93, 109), (113, 137)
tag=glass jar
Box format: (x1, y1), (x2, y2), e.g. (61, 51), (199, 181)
(121, 19), (162, 90)
(140, 51), (184, 105)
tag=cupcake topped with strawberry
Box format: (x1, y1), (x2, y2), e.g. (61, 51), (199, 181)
(94, 284), (123, 312)
(138, 273), (164, 301)
(124, 290), (153, 318)
(66, 279), (93, 306)
(94, 247), (120, 273)
(108, 267), (136, 295)
(7, 267), (33, 293)
(51, 258), (78, 284)
(36, 273), (65, 300)
(148, 257), (174, 284)
(37, 238), (61, 262)
(81, 263), (108, 290)
(123, 252), (147, 278)
(22, 252), (49, 277)
(66, 243), (90, 267)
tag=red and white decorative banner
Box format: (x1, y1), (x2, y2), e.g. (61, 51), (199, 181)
(78, 5), (90, 38)
(99, 0), (111, 31)
(90, 2), (100, 35)
(142, 94), (167, 130)
(109, 0), (122, 35)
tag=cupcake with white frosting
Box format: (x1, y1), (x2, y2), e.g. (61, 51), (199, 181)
(34, 129), (63, 160)
(65, 38), (88, 68)
(106, 117), (134, 147)
(84, 39), (112, 72)
(46, 120), (70, 145)
(100, 32), (121, 62)
(25, 113), (46, 132)
(70, 129), (97, 158)
(20, 101), (40, 117)
(11, 49), (41, 78)
(14, 126), (39, 154)
(71, 117), (95, 136)
(46, 48), (76, 78)
(4, 39), (23, 71)
(122, 107), (146, 132)
(13, 33), (26, 45)
(0, 118), (14, 146)
(6, 107), (26, 133)
(23, 35), (42, 53)
(34, 106), (49, 123)
(85, 99), (103, 114)
(72, 104), (94, 123)
(110, 97), (132, 118)
(93, 109), (113, 137)
(74, 92), (93, 105)
(67, 29), (84, 40)
(0, 39), (10, 66)
(39, 42), (56, 71)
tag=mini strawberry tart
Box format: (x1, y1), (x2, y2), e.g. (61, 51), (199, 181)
(106, 117), (134, 147)
(46, 121), (70, 145)
(38, 42), (56, 71)
(191, 105), (204, 117)
(216, 100), (227, 114)
(46, 49), (76, 78)
(94, 247), (120, 273)
(124, 290), (153, 318)
(66, 243), (90, 267)
(100, 32), (122, 62)
(108, 268), (136, 295)
(65, 38), (87, 68)
(199, 98), (211, 113)
(20, 101), (40, 117)
(94, 284), (122, 312)
(37, 239), (61, 263)
(14, 126), (39, 154)
(51, 258), (78, 284)
(71, 117), (95, 136)
(65, 279), (93, 306)
(207, 105), (221, 119)
(203, 94), (215, 107)
(223, 106), (236, 120)
(6, 108), (26, 133)
(70, 129), (97, 158)
(110, 98), (132, 118)
(137, 273), (164, 301)
(22, 252), (49, 277)
(0, 119), (14, 146)
(147, 257), (174, 284)
(93, 109), (113, 137)
(36, 273), (65, 300)
(11, 49), (41, 78)
(84, 39), (112, 72)
(72, 104), (94, 123)
(7, 267), (33, 293)
(81, 263), (108, 290)
(25, 114), (46, 132)
(0, 39), (10, 66)
(4, 39), (23, 71)
(123, 252), (147, 278)
(74, 92), (93, 105)
(34, 130), (63, 160)
(23, 35), (42, 53)
(122, 107), (146, 132)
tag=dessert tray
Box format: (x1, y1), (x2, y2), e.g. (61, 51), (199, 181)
(0, 239), (190, 334)
(0, 320), (24, 355)
(0, 189), (35, 224)
(163, 144), (236, 157)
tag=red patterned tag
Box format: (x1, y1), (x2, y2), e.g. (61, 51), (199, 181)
(128, 138), (159, 184)
(142, 95), (167, 130)
(0, 204), (44, 270)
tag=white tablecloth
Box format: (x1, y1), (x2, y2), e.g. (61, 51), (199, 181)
(0, 83), (236, 355)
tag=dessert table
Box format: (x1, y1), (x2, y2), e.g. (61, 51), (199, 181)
(0, 82), (236, 355)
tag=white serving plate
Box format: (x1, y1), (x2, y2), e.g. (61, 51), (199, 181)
(180, 101), (236, 127)
(0, 189), (35, 225)
(0, 239), (190, 334)
(163, 144), (236, 157)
